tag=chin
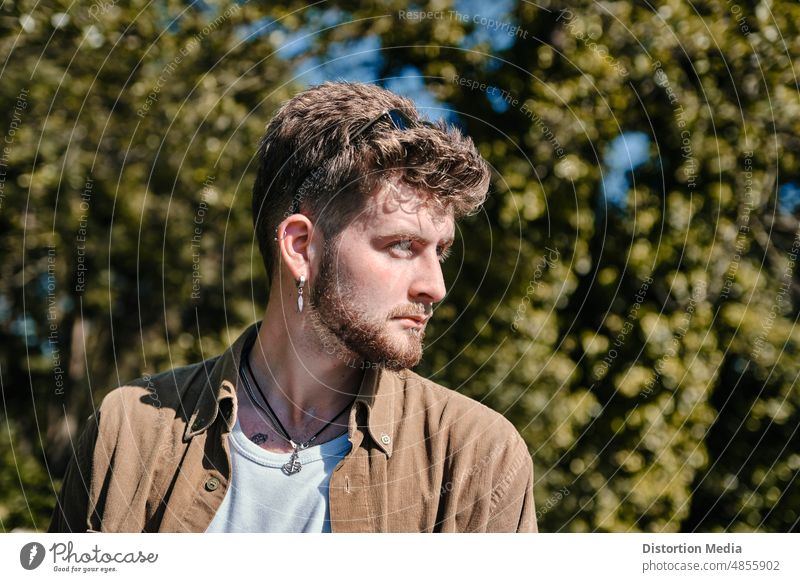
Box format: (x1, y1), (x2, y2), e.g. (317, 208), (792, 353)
(385, 339), (424, 370)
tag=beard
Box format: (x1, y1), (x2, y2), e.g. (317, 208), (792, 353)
(306, 240), (426, 371)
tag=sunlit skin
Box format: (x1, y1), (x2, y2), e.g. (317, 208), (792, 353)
(240, 176), (455, 452)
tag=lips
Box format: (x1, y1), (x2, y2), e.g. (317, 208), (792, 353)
(394, 314), (428, 325)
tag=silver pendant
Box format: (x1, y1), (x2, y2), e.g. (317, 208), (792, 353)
(282, 449), (302, 475)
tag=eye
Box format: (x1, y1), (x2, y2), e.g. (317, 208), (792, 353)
(391, 239), (414, 256)
(437, 246), (453, 263)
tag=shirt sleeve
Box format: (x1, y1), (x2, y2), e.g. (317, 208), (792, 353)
(47, 413), (99, 533)
(486, 434), (538, 533)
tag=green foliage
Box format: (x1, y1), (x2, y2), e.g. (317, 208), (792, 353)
(330, 0), (800, 531)
(0, 420), (55, 531)
(1, 0), (295, 530)
(1, 0), (798, 532)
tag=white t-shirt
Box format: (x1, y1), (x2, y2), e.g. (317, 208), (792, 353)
(205, 415), (352, 533)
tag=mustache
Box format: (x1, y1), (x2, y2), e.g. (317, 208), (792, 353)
(388, 304), (432, 319)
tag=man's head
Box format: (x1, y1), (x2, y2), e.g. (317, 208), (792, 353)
(305, 175), (457, 370)
(252, 82), (490, 369)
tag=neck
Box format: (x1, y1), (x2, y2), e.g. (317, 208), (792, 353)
(245, 303), (365, 428)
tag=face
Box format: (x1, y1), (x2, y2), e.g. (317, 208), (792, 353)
(307, 177), (455, 370)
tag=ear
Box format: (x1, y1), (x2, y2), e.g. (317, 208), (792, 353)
(276, 214), (318, 280)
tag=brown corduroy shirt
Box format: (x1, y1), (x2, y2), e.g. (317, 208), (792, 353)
(48, 321), (537, 532)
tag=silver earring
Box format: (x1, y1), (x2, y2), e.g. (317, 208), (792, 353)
(296, 275), (305, 313)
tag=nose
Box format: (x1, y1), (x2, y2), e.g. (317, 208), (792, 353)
(408, 251), (447, 305)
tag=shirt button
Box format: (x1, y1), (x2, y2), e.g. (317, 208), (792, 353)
(205, 477), (220, 491)
(380, 433), (391, 445)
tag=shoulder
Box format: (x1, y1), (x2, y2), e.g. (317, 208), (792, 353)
(396, 369), (533, 518)
(96, 357), (220, 429)
(397, 368), (526, 451)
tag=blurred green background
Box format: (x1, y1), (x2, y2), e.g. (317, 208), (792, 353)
(1, 0), (798, 532)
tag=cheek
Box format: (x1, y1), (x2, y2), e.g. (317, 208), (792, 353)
(347, 253), (410, 303)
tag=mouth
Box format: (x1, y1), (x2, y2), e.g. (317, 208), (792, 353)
(393, 315), (428, 327)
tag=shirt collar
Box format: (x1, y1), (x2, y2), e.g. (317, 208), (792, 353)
(184, 320), (398, 457)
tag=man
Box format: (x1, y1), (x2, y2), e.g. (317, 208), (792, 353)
(49, 82), (537, 533)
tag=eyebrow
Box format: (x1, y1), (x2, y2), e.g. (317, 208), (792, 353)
(380, 230), (455, 247)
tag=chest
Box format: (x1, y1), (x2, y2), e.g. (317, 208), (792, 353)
(236, 398), (351, 454)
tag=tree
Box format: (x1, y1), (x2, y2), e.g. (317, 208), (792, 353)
(0, 0), (295, 530)
(1, 0), (798, 532)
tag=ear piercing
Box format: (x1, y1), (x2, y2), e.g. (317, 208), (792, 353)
(296, 275), (305, 312)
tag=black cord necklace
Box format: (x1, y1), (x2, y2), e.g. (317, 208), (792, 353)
(239, 352), (354, 475)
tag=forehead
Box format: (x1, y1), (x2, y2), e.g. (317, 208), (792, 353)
(349, 177), (455, 239)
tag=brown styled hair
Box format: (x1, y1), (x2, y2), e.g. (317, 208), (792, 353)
(252, 81), (491, 288)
